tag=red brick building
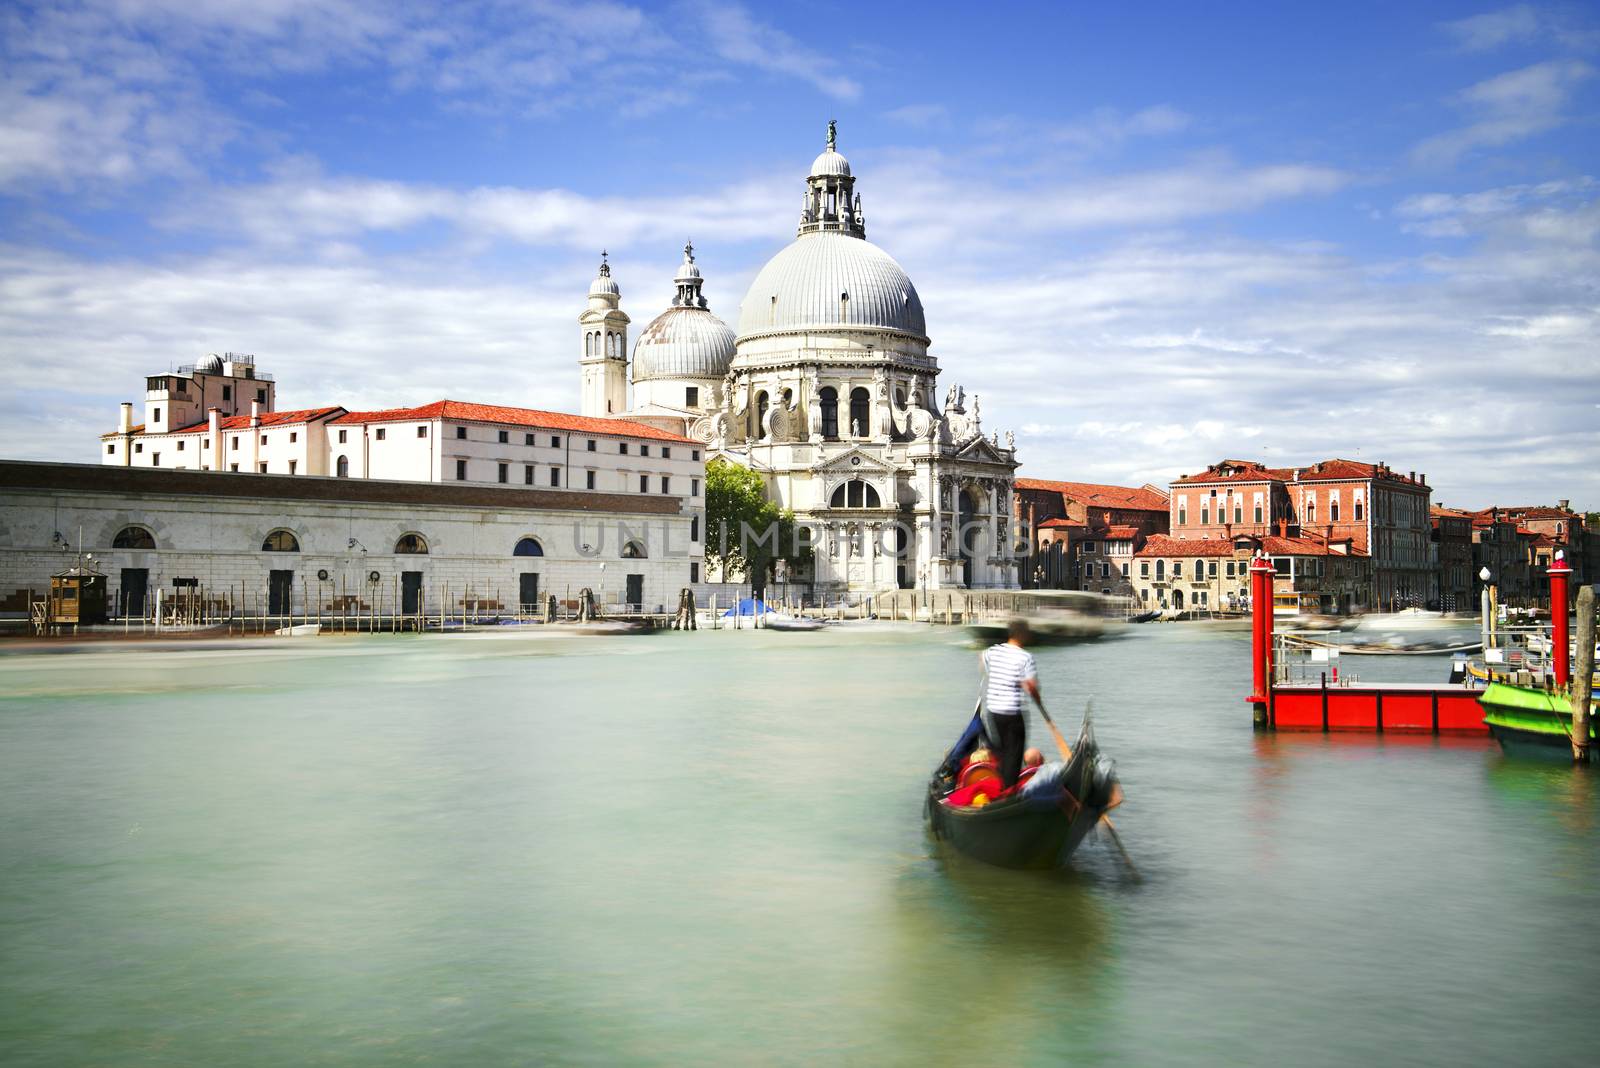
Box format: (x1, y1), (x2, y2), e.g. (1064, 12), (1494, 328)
(1168, 458), (1432, 611)
(1015, 478), (1169, 591)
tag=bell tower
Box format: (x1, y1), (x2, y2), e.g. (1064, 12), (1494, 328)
(579, 251), (630, 417)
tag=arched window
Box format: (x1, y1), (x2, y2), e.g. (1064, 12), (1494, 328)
(1330, 500), (1340, 522)
(818, 387), (839, 439)
(336, 455), (349, 478)
(1306, 498), (1316, 523)
(1195, 559), (1204, 578)
(755, 391), (770, 438)
(513, 537), (544, 557)
(829, 480), (881, 508)
(262, 529), (299, 552)
(1155, 559), (1165, 580)
(621, 540), (646, 559)
(113, 526), (156, 550)
(849, 387), (870, 437)
(395, 533), (428, 554)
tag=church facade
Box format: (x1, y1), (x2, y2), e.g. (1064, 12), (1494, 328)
(582, 124), (1021, 594)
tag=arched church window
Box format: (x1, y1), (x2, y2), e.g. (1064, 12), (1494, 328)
(755, 391), (770, 439)
(621, 540), (646, 559)
(113, 526), (156, 549)
(395, 532), (429, 554)
(262, 529), (299, 552)
(849, 388), (870, 437)
(819, 387), (839, 440)
(336, 455), (349, 478)
(513, 537), (544, 557)
(829, 480), (881, 508)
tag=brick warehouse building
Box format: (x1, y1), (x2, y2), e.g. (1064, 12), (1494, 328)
(1168, 458), (1433, 610)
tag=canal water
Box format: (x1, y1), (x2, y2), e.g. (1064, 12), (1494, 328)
(2, 625), (1596, 1066)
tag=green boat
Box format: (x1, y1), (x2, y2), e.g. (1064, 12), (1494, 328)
(1479, 681), (1597, 762)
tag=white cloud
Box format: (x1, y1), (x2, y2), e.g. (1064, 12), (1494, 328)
(1412, 59), (1594, 166)
(1441, 4), (1544, 52)
(884, 103), (948, 127)
(687, 0), (861, 101)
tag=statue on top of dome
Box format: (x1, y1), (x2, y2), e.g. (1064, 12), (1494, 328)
(827, 119), (837, 150)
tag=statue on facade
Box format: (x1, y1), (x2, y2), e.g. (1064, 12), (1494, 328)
(1005, 430), (1015, 450)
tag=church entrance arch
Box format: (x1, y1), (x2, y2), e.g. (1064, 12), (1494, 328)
(957, 486), (981, 588)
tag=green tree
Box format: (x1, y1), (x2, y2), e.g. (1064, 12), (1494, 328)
(704, 458), (811, 595)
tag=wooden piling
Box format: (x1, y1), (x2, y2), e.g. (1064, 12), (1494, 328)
(1573, 584), (1595, 764)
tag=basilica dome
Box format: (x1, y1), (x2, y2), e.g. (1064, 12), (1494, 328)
(735, 231), (926, 342)
(632, 243), (735, 382)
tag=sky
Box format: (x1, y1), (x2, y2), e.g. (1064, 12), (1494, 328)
(1, 0), (1597, 510)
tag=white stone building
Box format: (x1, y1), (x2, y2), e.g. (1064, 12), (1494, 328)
(578, 123), (1021, 593)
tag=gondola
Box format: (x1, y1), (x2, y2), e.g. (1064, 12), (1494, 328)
(1479, 681), (1597, 762)
(924, 709), (1121, 870)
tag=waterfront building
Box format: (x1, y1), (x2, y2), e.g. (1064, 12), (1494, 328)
(1430, 506), (1475, 612)
(1470, 502), (1590, 599)
(1169, 458), (1433, 611)
(1, 460), (699, 619)
(1128, 530), (1372, 615)
(1130, 535), (1237, 612)
(572, 124), (1021, 593)
(1013, 478), (1169, 591)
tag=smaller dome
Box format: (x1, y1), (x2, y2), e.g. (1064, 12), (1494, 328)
(197, 354), (223, 374)
(588, 251), (619, 298)
(810, 147), (851, 178)
(632, 308), (735, 382)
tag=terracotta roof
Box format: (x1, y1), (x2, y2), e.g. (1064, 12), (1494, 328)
(1431, 506), (1474, 518)
(1102, 525), (1143, 539)
(1482, 505), (1578, 520)
(1257, 534), (1366, 557)
(1014, 478), (1169, 511)
(1134, 535), (1235, 558)
(332, 400), (696, 443)
(166, 406), (346, 434)
(1036, 518), (1085, 530)
(1174, 458), (1427, 488)
(1171, 460), (1291, 485)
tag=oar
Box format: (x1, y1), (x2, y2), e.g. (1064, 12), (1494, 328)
(1033, 695), (1140, 880)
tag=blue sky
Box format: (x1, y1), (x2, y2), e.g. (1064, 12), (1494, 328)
(2, 1), (1597, 509)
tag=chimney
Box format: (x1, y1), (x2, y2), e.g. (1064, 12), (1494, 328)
(118, 402), (133, 433)
(1559, 498), (1570, 511)
(208, 408), (222, 471)
(250, 400), (261, 428)
(1409, 470), (1415, 482)
(1278, 518), (1288, 538)
(1420, 473), (1427, 486)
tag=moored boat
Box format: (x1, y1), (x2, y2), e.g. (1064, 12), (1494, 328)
(1479, 681), (1597, 762)
(924, 711), (1120, 869)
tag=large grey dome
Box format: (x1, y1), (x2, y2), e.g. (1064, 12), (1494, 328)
(736, 231), (926, 342)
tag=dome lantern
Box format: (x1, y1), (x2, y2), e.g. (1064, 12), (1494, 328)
(672, 240), (707, 309)
(799, 120), (865, 239)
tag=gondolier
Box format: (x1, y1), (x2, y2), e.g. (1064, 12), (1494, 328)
(982, 619), (1039, 788)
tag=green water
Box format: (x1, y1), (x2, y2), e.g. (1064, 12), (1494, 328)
(2, 626), (1597, 1066)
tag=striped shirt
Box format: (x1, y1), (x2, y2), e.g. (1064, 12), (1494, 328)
(983, 642), (1037, 715)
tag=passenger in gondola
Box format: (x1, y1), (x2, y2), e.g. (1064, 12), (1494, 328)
(981, 619), (1040, 789)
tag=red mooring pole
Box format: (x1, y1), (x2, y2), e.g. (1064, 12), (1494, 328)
(1549, 551), (1572, 688)
(1249, 553), (1274, 729)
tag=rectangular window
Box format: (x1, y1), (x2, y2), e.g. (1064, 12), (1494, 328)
(691, 516), (700, 541)
(549, 468), (560, 487)
(177, 440), (185, 451)
(152, 452), (161, 466)
(256, 389), (266, 403)
(640, 474), (649, 493)
(417, 426), (427, 438)
(620, 443), (629, 455)
(1174, 561), (1183, 577)
(222, 385), (231, 401)
(661, 476), (670, 494)
(260, 434), (266, 445)
(376, 428), (386, 440)
(525, 433), (535, 446)
(662, 447), (671, 459)
(690, 562), (700, 583)
(1177, 508), (1186, 526)
(692, 450), (700, 461)
(135, 443), (143, 453)
(1254, 505), (1264, 523)
(230, 463), (238, 472)
(1200, 507), (1209, 525)
(456, 459), (467, 480)
(686, 387), (699, 407)
(1208, 561), (1217, 577)
(498, 462), (508, 484)
(1355, 501), (1364, 521)
(691, 478), (700, 497)
(1101, 562), (1109, 578)
(231, 436), (239, 449)
(1226, 561), (1235, 577)
(106, 443), (114, 454)
(641, 444), (650, 457)
(525, 465), (534, 485)
(587, 439), (596, 452)
(258, 462), (266, 473)
(1234, 505), (1242, 523)
(338, 429), (347, 443)
(289, 460), (298, 475)
(1121, 562), (1129, 577)
(498, 430), (509, 444)
(551, 436), (560, 448)
(1140, 561), (1148, 577)
(154, 407), (162, 422)
(456, 426), (467, 439)
(1083, 541), (1096, 554)
(289, 431), (297, 443)
(586, 471), (595, 489)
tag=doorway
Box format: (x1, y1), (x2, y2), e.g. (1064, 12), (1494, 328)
(268, 570), (293, 615)
(401, 571), (423, 614)
(519, 572), (540, 611)
(625, 573), (644, 609)
(120, 568), (148, 617)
